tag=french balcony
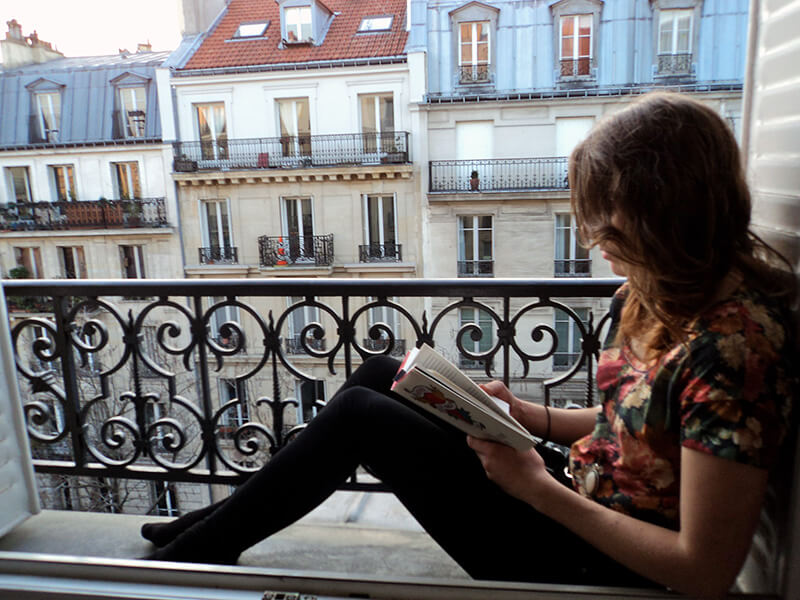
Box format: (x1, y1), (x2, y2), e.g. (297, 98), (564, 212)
(198, 246), (239, 264)
(359, 242), (403, 262)
(429, 158), (569, 193)
(259, 234), (334, 267)
(457, 259), (494, 277)
(656, 53), (693, 77)
(0, 277), (789, 598)
(0, 198), (168, 231)
(172, 131), (410, 172)
(560, 57), (592, 78)
(554, 258), (592, 277)
(458, 64), (491, 84)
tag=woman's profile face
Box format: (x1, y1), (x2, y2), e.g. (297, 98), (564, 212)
(599, 243), (627, 277)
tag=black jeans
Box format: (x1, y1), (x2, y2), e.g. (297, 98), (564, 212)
(157, 356), (654, 587)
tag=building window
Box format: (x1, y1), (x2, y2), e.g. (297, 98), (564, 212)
(207, 296), (241, 349)
(284, 6), (312, 42)
(282, 197), (315, 262)
(5, 167), (33, 203)
(219, 378), (249, 436)
(120, 245), (145, 279)
(555, 213), (590, 277)
(458, 308), (493, 369)
(362, 194), (398, 261)
(553, 307), (589, 370)
(286, 296), (324, 354)
(49, 165), (76, 202)
(560, 14), (592, 77)
(151, 481), (179, 517)
(296, 379), (325, 423)
(364, 297), (405, 356)
(657, 9), (693, 75)
(195, 103), (228, 161)
(58, 246), (87, 279)
(359, 93), (394, 155)
(358, 15), (393, 32)
(233, 21), (269, 38)
(201, 199), (233, 253)
(111, 162), (141, 199)
(118, 87), (146, 138)
(35, 91), (61, 142)
(459, 21), (490, 83)
(458, 215), (493, 277)
(13, 247), (43, 278)
(277, 98), (311, 159)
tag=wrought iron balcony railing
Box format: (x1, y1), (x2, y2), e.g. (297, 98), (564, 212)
(656, 53), (693, 76)
(458, 64), (490, 84)
(173, 131), (410, 172)
(5, 277), (622, 493)
(560, 58), (592, 78)
(258, 234), (334, 267)
(554, 258), (592, 278)
(359, 242), (402, 262)
(430, 158), (569, 193)
(0, 198), (168, 231)
(199, 246), (239, 264)
(457, 259), (494, 277)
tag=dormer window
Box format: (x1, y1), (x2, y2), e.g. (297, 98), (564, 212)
(358, 15), (393, 32)
(233, 21), (269, 38)
(35, 91), (61, 143)
(459, 21), (490, 83)
(285, 6), (312, 42)
(118, 87), (146, 138)
(560, 14), (592, 77)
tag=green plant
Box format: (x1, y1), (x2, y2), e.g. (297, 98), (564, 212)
(9, 265), (30, 279)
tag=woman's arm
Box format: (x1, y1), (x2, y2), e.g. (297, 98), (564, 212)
(480, 380), (600, 445)
(468, 439), (768, 600)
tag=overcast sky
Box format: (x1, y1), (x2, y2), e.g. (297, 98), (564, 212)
(1, 0), (183, 57)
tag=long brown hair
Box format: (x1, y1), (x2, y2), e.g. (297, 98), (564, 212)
(569, 92), (794, 360)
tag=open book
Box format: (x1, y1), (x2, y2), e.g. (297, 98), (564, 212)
(391, 344), (537, 450)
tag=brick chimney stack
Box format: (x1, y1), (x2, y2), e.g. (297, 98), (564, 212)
(137, 41), (153, 53)
(1, 19), (63, 68)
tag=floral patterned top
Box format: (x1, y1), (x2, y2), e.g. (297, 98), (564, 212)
(569, 283), (796, 530)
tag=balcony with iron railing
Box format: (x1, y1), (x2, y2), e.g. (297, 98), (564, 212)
(656, 53), (693, 77)
(359, 242), (403, 263)
(173, 131), (410, 173)
(458, 64), (491, 85)
(429, 158), (569, 193)
(199, 246), (239, 265)
(259, 234), (335, 267)
(0, 198), (168, 231)
(457, 259), (494, 278)
(0, 277), (792, 599)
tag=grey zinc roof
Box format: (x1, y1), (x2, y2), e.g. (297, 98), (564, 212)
(0, 51), (171, 149)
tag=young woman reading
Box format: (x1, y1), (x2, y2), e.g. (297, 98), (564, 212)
(142, 93), (796, 600)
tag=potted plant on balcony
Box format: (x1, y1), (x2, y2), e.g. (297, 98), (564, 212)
(123, 200), (143, 226)
(469, 170), (480, 191)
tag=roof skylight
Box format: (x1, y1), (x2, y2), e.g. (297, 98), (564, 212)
(234, 22), (269, 38)
(358, 15), (393, 32)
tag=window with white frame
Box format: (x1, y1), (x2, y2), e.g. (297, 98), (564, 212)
(151, 481), (179, 517)
(657, 9), (693, 75)
(359, 93), (395, 155)
(282, 197), (315, 262)
(35, 91), (61, 142)
(458, 307), (493, 369)
(207, 296), (241, 349)
(200, 199), (233, 252)
(277, 97), (311, 159)
(553, 307), (589, 370)
(5, 166), (32, 203)
(58, 246), (87, 279)
(287, 296), (323, 353)
(233, 21), (269, 38)
(195, 103), (228, 161)
(560, 14), (592, 77)
(362, 195), (398, 261)
(13, 247), (43, 278)
(554, 213), (590, 277)
(295, 379), (325, 423)
(118, 86), (146, 139)
(284, 6), (312, 42)
(458, 215), (493, 277)
(111, 162), (141, 200)
(358, 15), (393, 32)
(218, 378), (249, 435)
(458, 21), (490, 83)
(365, 297), (404, 355)
(119, 245), (145, 279)
(48, 164), (76, 202)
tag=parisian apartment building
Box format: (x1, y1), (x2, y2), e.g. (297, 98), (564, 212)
(0, 0), (750, 514)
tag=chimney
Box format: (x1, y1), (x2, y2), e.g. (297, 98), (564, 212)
(1, 20), (63, 68)
(137, 41), (152, 53)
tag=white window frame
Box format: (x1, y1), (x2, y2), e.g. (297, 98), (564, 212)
(48, 164), (76, 202)
(207, 296), (241, 346)
(457, 215), (493, 277)
(6, 167), (32, 203)
(658, 8), (693, 55)
(458, 21), (490, 68)
(58, 246), (87, 279)
(553, 307), (589, 370)
(200, 199), (233, 250)
(219, 378), (249, 429)
(281, 196), (315, 261)
(458, 307), (493, 369)
(276, 97), (311, 159)
(234, 21), (268, 38)
(120, 245), (146, 279)
(111, 162), (141, 200)
(554, 213), (590, 276)
(284, 5), (312, 42)
(194, 102), (228, 161)
(35, 91), (61, 142)
(560, 14), (593, 61)
(362, 194), (398, 247)
(13, 247), (43, 278)
(287, 296), (321, 352)
(359, 93), (395, 156)
(358, 15), (393, 32)
(118, 86), (147, 139)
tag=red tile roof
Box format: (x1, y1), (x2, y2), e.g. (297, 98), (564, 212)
(181, 0), (408, 71)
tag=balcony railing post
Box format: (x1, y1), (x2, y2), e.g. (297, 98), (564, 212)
(192, 295), (216, 475)
(53, 295), (87, 468)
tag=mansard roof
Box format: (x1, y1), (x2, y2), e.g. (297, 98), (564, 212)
(179, 0), (408, 73)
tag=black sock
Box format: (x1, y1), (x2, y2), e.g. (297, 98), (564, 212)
(141, 499), (226, 547)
